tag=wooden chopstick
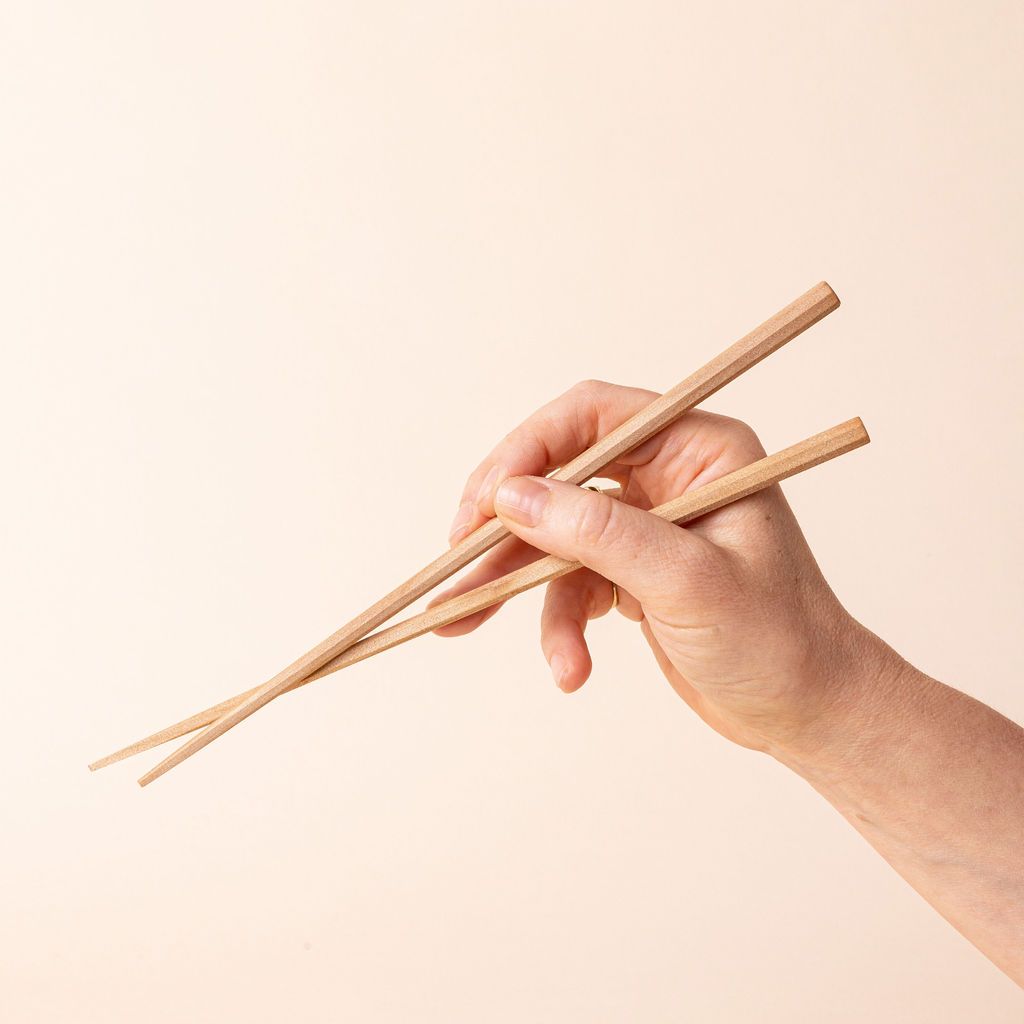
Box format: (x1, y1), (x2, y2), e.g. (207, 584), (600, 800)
(128, 282), (840, 785)
(92, 485), (614, 770)
(92, 416), (866, 775)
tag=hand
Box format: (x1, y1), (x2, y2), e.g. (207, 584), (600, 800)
(434, 380), (878, 756)
(437, 380), (1024, 984)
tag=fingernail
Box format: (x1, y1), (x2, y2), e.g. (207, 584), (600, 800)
(448, 502), (474, 544)
(495, 476), (550, 527)
(475, 465), (502, 509)
(550, 653), (569, 690)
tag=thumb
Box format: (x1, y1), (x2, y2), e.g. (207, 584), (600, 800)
(493, 476), (719, 606)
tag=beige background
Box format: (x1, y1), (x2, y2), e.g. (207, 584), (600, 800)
(2, 1), (1022, 1020)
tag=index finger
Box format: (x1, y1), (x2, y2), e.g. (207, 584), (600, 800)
(448, 380), (656, 545)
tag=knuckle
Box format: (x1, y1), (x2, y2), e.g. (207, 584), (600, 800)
(568, 378), (617, 407)
(570, 378), (605, 396)
(498, 425), (548, 464)
(573, 494), (623, 549)
(721, 416), (766, 457)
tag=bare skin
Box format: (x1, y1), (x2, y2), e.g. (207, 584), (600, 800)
(433, 380), (1024, 986)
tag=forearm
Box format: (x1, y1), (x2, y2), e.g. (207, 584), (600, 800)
(775, 625), (1024, 984)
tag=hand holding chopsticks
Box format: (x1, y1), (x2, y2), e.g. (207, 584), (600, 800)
(91, 281), (865, 785)
(92, 415), (868, 772)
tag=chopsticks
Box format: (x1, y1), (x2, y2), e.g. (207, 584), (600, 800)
(91, 416), (868, 774)
(93, 280), (842, 784)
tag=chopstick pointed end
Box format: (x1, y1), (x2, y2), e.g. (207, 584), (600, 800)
(137, 761), (171, 787)
(89, 747), (142, 772)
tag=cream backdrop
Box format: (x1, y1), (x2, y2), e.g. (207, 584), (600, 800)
(2, 2), (1022, 1020)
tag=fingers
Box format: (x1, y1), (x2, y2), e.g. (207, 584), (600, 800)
(540, 570), (640, 692)
(613, 584), (644, 622)
(614, 410), (767, 511)
(540, 569), (614, 693)
(493, 476), (724, 610)
(448, 380), (657, 544)
(448, 375), (770, 547)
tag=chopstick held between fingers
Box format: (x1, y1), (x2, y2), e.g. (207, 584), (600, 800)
(133, 283), (840, 785)
(90, 416), (867, 775)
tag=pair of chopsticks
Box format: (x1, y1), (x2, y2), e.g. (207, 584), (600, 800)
(92, 281), (867, 785)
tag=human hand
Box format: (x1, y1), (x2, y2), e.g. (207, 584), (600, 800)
(434, 380), (878, 756)
(436, 381), (1024, 985)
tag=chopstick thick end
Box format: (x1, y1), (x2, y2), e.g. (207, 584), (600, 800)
(840, 415), (870, 450)
(816, 280), (840, 311)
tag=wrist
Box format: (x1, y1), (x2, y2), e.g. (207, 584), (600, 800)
(765, 616), (927, 782)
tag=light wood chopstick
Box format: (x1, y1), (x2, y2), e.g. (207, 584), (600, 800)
(92, 485), (614, 773)
(128, 282), (840, 785)
(92, 416), (866, 775)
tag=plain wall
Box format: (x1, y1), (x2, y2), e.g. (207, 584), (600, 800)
(2, 1), (1022, 1020)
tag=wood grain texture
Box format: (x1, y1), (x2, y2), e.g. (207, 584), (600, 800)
(91, 416), (865, 774)
(133, 282), (840, 785)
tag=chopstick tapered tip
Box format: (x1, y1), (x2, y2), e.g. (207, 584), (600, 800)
(89, 740), (157, 772)
(89, 751), (127, 772)
(138, 745), (187, 786)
